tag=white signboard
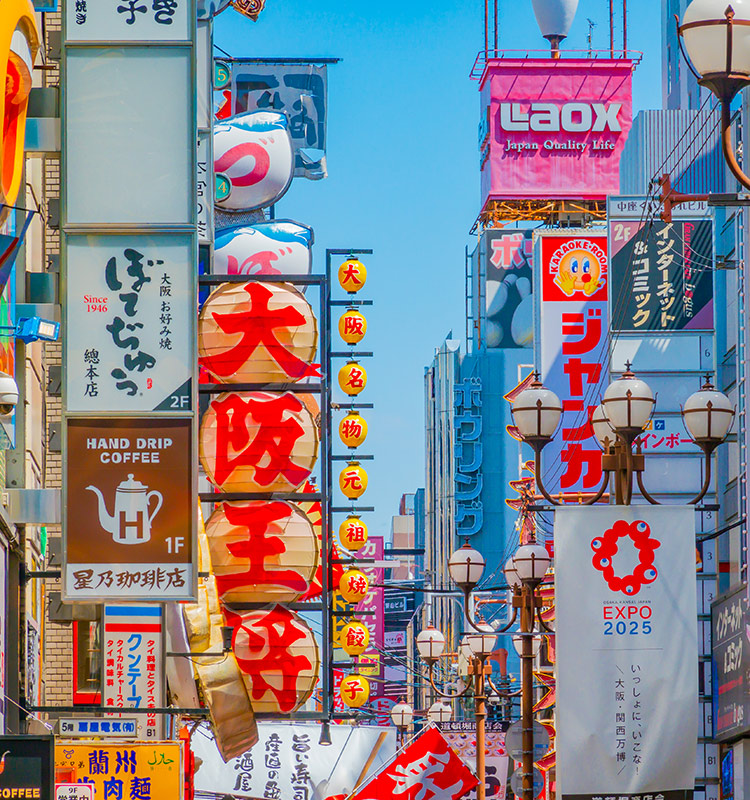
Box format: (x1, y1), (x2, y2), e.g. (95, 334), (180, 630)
(58, 717), (139, 738)
(56, 784), (95, 800)
(197, 133), (213, 244)
(555, 506), (698, 800)
(191, 722), (397, 800)
(103, 605), (165, 740)
(65, 235), (193, 413)
(66, 0), (190, 41)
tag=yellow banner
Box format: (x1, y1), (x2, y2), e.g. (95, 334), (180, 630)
(55, 742), (182, 797)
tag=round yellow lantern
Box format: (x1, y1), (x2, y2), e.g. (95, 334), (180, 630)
(339, 569), (370, 603)
(338, 308), (367, 345)
(338, 258), (367, 293)
(339, 515), (369, 551)
(339, 462), (368, 499)
(340, 620), (370, 656)
(339, 411), (368, 448)
(338, 361), (367, 396)
(199, 391), (319, 493)
(205, 500), (320, 604)
(339, 674), (370, 708)
(199, 281), (318, 383)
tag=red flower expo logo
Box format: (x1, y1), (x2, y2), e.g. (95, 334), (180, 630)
(591, 519), (661, 596)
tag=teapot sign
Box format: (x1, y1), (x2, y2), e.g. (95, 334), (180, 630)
(86, 475), (163, 545)
(64, 418), (195, 601)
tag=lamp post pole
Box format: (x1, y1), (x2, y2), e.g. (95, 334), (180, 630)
(519, 583), (535, 800)
(473, 657), (487, 800)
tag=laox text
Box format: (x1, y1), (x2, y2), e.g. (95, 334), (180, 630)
(499, 101), (622, 133)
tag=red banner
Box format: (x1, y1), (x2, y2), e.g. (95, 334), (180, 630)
(349, 726), (478, 800)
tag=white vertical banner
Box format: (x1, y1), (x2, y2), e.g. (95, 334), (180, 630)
(555, 505), (697, 800)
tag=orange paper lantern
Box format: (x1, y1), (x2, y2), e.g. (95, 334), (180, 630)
(338, 258), (367, 293)
(338, 411), (368, 448)
(340, 620), (370, 656)
(339, 569), (370, 603)
(338, 309), (367, 345)
(205, 500), (319, 604)
(200, 391), (319, 492)
(230, 605), (319, 714)
(339, 516), (369, 552)
(338, 361), (367, 396)
(339, 674), (370, 708)
(339, 462), (368, 499)
(199, 281), (318, 383)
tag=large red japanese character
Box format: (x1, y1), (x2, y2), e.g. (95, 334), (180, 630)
(229, 605), (318, 714)
(560, 443), (602, 489)
(562, 309), (603, 356)
(200, 391), (319, 492)
(205, 500), (318, 603)
(199, 282), (319, 382)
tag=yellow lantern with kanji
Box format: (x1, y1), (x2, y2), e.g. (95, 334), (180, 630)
(338, 361), (367, 396)
(339, 411), (368, 448)
(339, 569), (370, 603)
(340, 620), (371, 656)
(205, 500), (319, 604)
(338, 309), (367, 345)
(339, 674), (370, 708)
(339, 515), (368, 551)
(338, 258), (367, 293)
(199, 390), (319, 493)
(339, 462), (368, 499)
(231, 604), (320, 714)
(199, 281), (318, 384)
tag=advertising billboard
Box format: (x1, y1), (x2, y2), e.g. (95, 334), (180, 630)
(536, 231), (608, 495)
(55, 742), (182, 796)
(65, 235), (194, 413)
(483, 229), (533, 349)
(64, 418), (194, 601)
(479, 59), (633, 206)
(712, 586), (750, 742)
(0, 736), (53, 800)
(555, 506), (698, 800)
(609, 213), (713, 332)
(103, 605), (165, 740)
(214, 60), (328, 180)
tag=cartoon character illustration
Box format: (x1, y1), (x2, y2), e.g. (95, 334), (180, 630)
(554, 246), (606, 297)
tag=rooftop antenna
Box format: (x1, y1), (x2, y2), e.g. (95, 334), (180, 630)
(587, 17), (596, 56)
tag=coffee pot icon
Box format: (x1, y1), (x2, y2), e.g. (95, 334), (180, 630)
(86, 474), (163, 545)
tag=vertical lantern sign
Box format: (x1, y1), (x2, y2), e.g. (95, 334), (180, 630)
(61, 5), (198, 601)
(199, 107), (324, 720)
(331, 254), (377, 713)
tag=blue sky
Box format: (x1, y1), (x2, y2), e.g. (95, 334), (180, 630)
(216, 0), (663, 540)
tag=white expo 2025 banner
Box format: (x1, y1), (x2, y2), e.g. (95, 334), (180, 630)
(555, 505), (698, 800)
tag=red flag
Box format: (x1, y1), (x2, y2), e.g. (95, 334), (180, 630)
(349, 726), (478, 800)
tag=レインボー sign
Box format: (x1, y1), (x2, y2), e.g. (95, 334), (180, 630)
(64, 418), (194, 602)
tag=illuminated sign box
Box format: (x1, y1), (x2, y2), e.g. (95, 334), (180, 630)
(479, 58), (634, 206)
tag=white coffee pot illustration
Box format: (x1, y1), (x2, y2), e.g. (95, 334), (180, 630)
(86, 474), (163, 545)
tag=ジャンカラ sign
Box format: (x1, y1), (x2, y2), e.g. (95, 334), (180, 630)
(64, 418), (194, 602)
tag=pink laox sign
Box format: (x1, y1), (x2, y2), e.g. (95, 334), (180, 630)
(479, 58), (634, 205)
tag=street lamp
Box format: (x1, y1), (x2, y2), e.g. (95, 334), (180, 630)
(390, 699), (414, 745)
(678, 0), (750, 188)
(417, 543), (551, 800)
(512, 366), (734, 506)
(427, 700), (453, 724)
